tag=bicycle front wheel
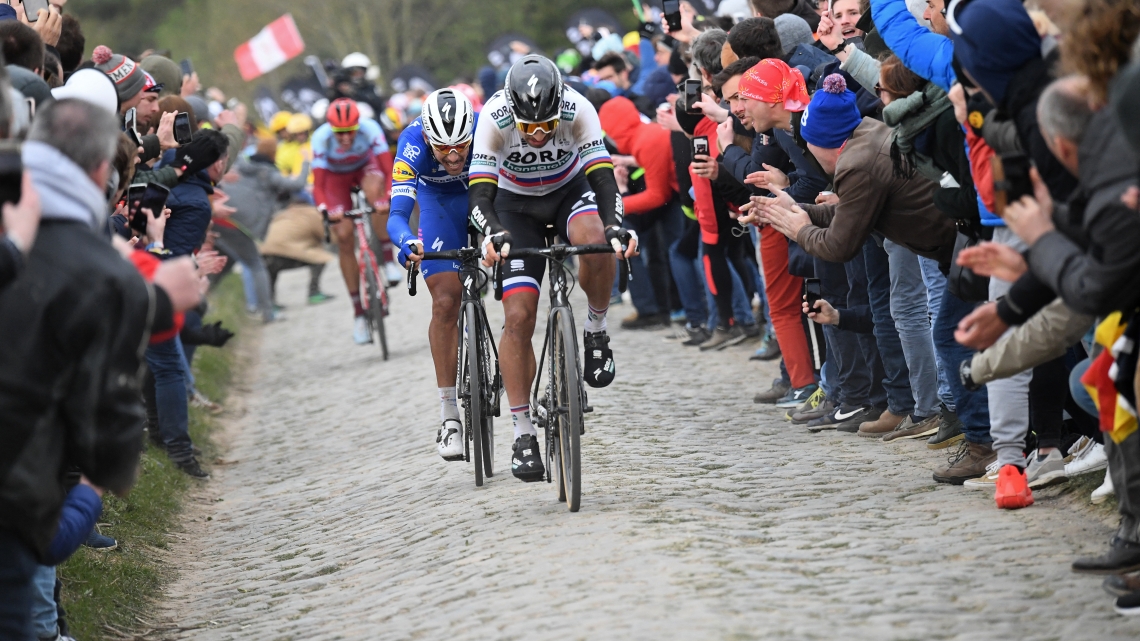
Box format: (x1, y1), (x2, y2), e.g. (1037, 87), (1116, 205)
(551, 308), (582, 512)
(365, 266), (388, 360)
(465, 303), (485, 487)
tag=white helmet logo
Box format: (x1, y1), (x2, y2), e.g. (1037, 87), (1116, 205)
(441, 102), (452, 119)
(527, 75), (539, 97)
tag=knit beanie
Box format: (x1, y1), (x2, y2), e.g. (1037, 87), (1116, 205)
(140, 55), (182, 97)
(774, 14), (814, 56)
(92, 45), (146, 104)
(948, 0), (1040, 106)
(800, 74), (862, 149)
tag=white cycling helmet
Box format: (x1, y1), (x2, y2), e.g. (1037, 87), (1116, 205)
(421, 88), (475, 147)
(341, 52), (371, 70)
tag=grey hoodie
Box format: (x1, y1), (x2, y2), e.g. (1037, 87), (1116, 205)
(23, 140), (107, 229)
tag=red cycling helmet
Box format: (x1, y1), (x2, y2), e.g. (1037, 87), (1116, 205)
(327, 98), (360, 132)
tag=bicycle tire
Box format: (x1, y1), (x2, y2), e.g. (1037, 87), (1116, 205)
(477, 311), (495, 478)
(365, 267), (389, 360)
(551, 308), (582, 511)
(466, 303), (485, 487)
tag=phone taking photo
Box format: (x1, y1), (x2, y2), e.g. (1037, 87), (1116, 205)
(179, 58), (194, 77)
(662, 0), (682, 33)
(129, 183), (171, 235)
(124, 107), (139, 145)
(682, 79), (702, 115)
(691, 135), (709, 160)
(804, 278), (823, 313)
(22, 0), (50, 22)
(991, 152), (1033, 216)
(173, 112), (193, 145)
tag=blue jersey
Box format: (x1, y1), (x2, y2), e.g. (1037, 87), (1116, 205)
(310, 117), (389, 174)
(387, 115), (478, 276)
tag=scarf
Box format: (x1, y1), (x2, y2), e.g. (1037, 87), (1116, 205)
(882, 82), (952, 182)
(22, 140), (108, 229)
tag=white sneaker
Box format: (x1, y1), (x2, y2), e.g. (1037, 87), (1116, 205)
(962, 459), (1002, 489)
(1026, 449), (1068, 488)
(1064, 439), (1108, 477)
(1092, 467), (1115, 504)
(437, 419), (464, 460)
(353, 316), (371, 345)
(383, 261), (403, 287)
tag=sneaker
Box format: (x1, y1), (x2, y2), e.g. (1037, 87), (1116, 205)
(190, 391), (223, 414)
(749, 333), (781, 361)
(609, 293), (623, 306)
(1092, 468), (1115, 504)
(1025, 449), (1067, 488)
(994, 464), (1034, 509)
(835, 406), (881, 432)
(787, 387), (827, 423)
(963, 459), (1002, 489)
(882, 413), (941, 443)
(1103, 573), (1140, 598)
(926, 409), (965, 450)
(511, 434), (545, 482)
(933, 440), (996, 485)
(308, 292), (334, 305)
(776, 384), (819, 409)
(383, 261), (403, 287)
(681, 324), (711, 346)
(621, 311), (669, 330)
(699, 325), (745, 351)
(741, 322), (762, 340)
(583, 331), (615, 388)
(437, 419), (464, 460)
(1115, 591), (1140, 616)
(754, 379), (790, 404)
(669, 309), (687, 324)
(856, 410), (906, 439)
(83, 529), (117, 551)
(353, 315), (371, 345)
(175, 457), (210, 480)
(1065, 438), (1108, 477)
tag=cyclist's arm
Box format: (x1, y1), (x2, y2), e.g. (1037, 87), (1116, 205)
(575, 102), (624, 228)
(467, 114), (506, 235)
(386, 138), (420, 248)
(310, 126), (332, 210)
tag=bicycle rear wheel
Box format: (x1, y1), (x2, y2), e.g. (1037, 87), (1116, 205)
(476, 309), (495, 478)
(365, 265), (389, 360)
(551, 308), (582, 511)
(465, 303), (485, 487)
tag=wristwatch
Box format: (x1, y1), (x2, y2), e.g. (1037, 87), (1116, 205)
(825, 39), (849, 56)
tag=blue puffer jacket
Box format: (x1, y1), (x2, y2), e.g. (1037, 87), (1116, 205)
(871, 0), (955, 92)
(164, 170), (215, 257)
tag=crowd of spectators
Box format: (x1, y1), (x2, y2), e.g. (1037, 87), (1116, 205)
(2, 0), (1140, 637)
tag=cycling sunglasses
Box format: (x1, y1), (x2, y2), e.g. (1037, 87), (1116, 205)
(431, 140), (472, 157)
(516, 118), (559, 136)
(331, 126), (360, 134)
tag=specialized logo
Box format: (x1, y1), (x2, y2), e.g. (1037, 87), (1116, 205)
(527, 75), (539, 97)
(391, 160), (416, 183)
(432, 237), (444, 251)
(402, 142), (421, 161)
(441, 102), (452, 119)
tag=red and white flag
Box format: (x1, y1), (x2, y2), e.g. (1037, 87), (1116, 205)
(234, 14), (305, 81)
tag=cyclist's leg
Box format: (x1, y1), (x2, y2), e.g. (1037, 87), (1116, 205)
(361, 158), (395, 267)
(419, 191), (467, 424)
(325, 169), (363, 314)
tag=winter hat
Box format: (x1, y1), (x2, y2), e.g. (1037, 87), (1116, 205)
(139, 55), (182, 97)
(800, 74), (862, 149)
(8, 65), (52, 111)
(0, 5), (16, 21)
(739, 59), (810, 111)
(948, 0), (1040, 106)
(50, 67), (119, 115)
(92, 45), (146, 104)
(774, 14), (814, 56)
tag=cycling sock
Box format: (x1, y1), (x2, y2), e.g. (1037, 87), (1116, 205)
(584, 303), (608, 333)
(349, 290), (364, 317)
(439, 387), (460, 422)
(511, 404), (536, 439)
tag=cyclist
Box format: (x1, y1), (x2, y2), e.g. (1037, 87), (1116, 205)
(311, 98), (399, 344)
(469, 54), (637, 483)
(386, 88), (478, 461)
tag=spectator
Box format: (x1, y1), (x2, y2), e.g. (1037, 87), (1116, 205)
(0, 20), (43, 75)
(92, 45), (158, 123)
(140, 54), (184, 98)
(55, 14), (83, 76)
(749, 0), (821, 32)
(260, 197), (336, 307)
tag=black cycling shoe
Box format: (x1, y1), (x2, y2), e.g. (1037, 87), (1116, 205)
(511, 434), (545, 482)
(583, 331), (615, 388)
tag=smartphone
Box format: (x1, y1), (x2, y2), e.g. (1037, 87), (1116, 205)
(991, 152), (1033, 216)
(139, 183), (171, 217)
(173, 112), (194, 145)
(691, 135), (709, 159)
(22, 0), (50, 22)
(804, 278), (823, 313)
(0, 140), (22, 206)
(124, 107), (139, 145)
(179, 58), (194, 77)
(682, 79), (702, 114)
(663, 0), (682, 33)
(125, 184), (148, 234)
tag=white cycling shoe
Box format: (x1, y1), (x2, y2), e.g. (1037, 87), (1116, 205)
(437, 419), (464, 461)
(353, 316), (371, 345)
(383, 262), (403, 287)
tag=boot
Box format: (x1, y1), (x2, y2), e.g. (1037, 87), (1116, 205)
(856, 410), (906, 438)
(933, 441), (997, 485)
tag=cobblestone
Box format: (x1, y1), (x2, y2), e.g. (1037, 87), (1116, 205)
(158, 266), (1139, 640)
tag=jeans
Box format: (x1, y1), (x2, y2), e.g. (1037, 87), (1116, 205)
(30, 565), (56, 639)
(860, 239), (911, 413)
(817, 257), (872, 406)
(932, 287), (991, 442)
(704, 247), (756, 329)
(884, 240), (941, 418)
(1069, 357), (1098, 418)
(146, 337), (194, 462)
(759, 225), (813, 388)
(216, 226), (274, 322)
(919, 255), (956, 410)
(0, 530), (36, 640)
(623, 200), (683, 317)
(668, 217), (708, 328)
(986, 227), (1032, 467)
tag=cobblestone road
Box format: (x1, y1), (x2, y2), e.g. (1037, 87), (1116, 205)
(159, 266), (1139, 641)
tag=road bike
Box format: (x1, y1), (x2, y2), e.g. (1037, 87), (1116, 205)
(323, 189), (390, 360)
(493, 241), (629, 512)
(407, 245), (501, 486)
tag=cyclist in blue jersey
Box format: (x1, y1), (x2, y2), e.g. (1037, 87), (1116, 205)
(387, 88), (478, 460)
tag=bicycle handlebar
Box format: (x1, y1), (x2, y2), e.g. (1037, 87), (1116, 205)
(405, 248), (485, 297)
(492, 243), (631, 301)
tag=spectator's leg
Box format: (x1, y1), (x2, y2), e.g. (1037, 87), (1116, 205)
(264, 255), (284, 306)
(933, 288), (992, 443)
(623, 213), (662, 318)
(145, 338), (194, 462)
(818, 257), (869, 407)
(702, 240), (735, 328)
(30, 564), (57, 640)
(862, 238), (914, 416)
(1069, 357), (1099, 418)
(884, 240), (941, 419)
(1030, 357), (1068, 452)
(728, 261), (756, 326)
(1106, 430), (1140, 543)
(669, 220), (708, 329)
(986, 227), (1032, 469)
(238, 262), (259, 313)
(219, 227), (275, 322)
(760, 226), (813, 388)
(919, 256), (956, 411)
(0, 530), (37, 640)
(309, 263), (326, 298)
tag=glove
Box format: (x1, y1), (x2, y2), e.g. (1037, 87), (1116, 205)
(605, 226), (637, 254)
(638, 20), (659, 39)
(173, 135), (223, 178)
(480, 230), (512, 263)
(398, 239), (423, 267)
(180, 321), (234, 347)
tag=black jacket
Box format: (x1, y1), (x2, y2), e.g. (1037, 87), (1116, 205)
(0, 220), (153, 560)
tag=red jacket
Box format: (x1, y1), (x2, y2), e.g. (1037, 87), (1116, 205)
(689, 117), (721, 244)
(598, 97), (678, 215)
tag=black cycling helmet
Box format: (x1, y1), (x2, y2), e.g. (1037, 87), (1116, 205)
(504, 54), (563, 124)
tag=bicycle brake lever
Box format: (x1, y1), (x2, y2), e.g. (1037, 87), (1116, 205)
(493, 259), (504, 301)
(618, 252), (631, 294)
(407, 261), (418, 296)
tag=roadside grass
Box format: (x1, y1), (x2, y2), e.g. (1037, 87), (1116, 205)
(58, 274), (248, 640)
